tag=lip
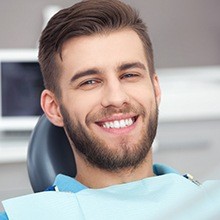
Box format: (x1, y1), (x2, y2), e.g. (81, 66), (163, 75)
(95, 113), (138, 123)
(95, 114), (139, 135)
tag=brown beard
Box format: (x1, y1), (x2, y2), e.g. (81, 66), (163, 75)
(60, 103), (158, 172)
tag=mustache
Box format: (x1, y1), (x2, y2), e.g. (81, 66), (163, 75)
(86, 104), (146, 123)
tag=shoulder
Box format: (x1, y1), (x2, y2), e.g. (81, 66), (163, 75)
(2, 191), (82, 219)
(0, 212), (8, 220)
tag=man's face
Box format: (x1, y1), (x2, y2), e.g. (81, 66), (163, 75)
(57, 29), (160, 171)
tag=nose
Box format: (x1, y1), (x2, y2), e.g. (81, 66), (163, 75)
(101, 81), (130, 108)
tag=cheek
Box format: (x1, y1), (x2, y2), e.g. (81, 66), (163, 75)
(65, 93), (101, 124)
(127, 83), (155, 105)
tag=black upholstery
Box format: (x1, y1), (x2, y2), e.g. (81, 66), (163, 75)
(27, 114), (76, 192)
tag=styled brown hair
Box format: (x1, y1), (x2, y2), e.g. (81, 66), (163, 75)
(38, 0), (155, 97)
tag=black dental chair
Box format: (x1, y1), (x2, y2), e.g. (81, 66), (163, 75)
(27, 114), (76, 192)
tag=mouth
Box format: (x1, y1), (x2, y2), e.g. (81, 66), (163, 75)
(96, 116), (138, 129)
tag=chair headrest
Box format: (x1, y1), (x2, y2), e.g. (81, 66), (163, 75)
(27, 114), (76, 192)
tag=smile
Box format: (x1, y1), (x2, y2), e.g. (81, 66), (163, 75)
(97, 116), (137, 129)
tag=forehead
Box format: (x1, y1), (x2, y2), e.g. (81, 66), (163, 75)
(59, 29), (148, 74)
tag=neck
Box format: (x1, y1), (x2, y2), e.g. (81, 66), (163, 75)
(74, 150), (154, 189)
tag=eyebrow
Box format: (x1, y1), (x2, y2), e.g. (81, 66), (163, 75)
(70, 68), (102, 83)
(117, 62), (147, 72)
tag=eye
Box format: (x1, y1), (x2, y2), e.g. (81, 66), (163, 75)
(78, 79), (102, 90)
(81, 79), (96, 85)
(122, 73), (136, 78)
(120, 73), (140, 80)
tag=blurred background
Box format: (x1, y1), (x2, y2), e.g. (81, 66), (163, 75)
(0, 0), (220, 211)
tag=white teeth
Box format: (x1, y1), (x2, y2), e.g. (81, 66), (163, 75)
(106, 123), (110, 128)
(114, 121), (120, 128)
(102, 118), (134, 129)
(127, 118), (133, 126)
(110, 122), (114, 128)
(119, 120), (126, 128)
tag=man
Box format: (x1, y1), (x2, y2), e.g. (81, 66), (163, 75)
(1, 0), (220, 219)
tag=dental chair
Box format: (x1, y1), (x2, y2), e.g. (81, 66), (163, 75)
(27, 114), (76, 192)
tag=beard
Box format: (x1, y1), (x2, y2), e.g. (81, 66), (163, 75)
(60, 103), (158, 172)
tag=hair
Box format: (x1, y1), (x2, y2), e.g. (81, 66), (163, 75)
(38, 0), (155, 97)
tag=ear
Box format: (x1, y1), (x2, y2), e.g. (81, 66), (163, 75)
(41, 89), (64, 127)
(152, 74), (161, 106)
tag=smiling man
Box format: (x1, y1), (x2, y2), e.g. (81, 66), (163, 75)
(1, 0), (220, 219)
(42, 29), (160, 187)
